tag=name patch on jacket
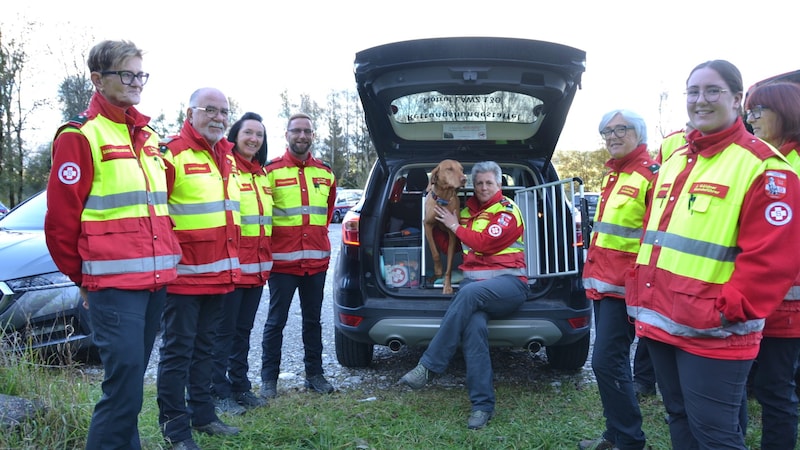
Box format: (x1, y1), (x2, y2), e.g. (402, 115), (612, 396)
(688, 182), (728, 199)
(142, 146), (161, 157)
(764, 171), (788, 199)
(184, 163), (212, 175)
(656, 183), (672, 199)
(617, 185), (640, 198)
(312, 177), (332, 187)
(100, 145), (134, 161)
(275, 178), (298, 187)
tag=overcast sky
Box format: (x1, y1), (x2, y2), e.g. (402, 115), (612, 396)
(5, 0), (798, 159)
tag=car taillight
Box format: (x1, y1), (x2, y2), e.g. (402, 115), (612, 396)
(339, 312), (364, 327)
(342, 211), (360, 246)
(568, 316), (591, 329)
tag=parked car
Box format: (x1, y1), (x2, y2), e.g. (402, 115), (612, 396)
(0, 190), (92, 362)
(333, 37), (591, 370)
(332, 189), (363, 223)
(0, 200), (9, 216)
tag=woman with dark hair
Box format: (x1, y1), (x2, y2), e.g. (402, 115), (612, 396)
(211, 112), (273, 413)
(745, 81), (800, 450)
(627, 60), (800, 449)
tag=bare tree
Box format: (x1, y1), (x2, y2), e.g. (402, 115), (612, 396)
(0, 27), (32, 206)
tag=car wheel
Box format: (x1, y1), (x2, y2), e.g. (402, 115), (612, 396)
(335, 328), (373, 367)
(332, 210), (341, 223)
(545, 333), (590, 370)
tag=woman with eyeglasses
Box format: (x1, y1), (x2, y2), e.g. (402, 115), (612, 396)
(626, 60), (800, 449)
(578, 110), (658, 450)
(744, 81), (800, 450)
(44, 40), (181, 449)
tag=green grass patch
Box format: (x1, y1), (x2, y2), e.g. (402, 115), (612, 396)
(0, 350), (786, 449)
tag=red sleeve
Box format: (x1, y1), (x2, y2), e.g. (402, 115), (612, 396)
(44, 131), (95, 285)
(455, 208), (523, 254)
(716, 169), (800, 322)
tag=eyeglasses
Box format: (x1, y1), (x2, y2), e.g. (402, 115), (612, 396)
(100, 70), (150, 86)
(685, 87), (728, 103)
(192, 106), (230, 119)
(745, 105), (769, 120)
(600, 125), (634, 139)
(288, 128), (314, 135)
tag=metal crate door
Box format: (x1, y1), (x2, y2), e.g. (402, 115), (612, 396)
(515, 179), (582, 280)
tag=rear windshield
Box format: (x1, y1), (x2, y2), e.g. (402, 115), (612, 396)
(393, 91), (544, 125)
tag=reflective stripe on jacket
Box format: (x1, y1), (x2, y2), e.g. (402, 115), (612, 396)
(627, 121), (800, 359)
(582, 145), (658, 300)
(161, 122), (242, 294)
(266, 149), (335, 276)
(60, 113), (181, 290)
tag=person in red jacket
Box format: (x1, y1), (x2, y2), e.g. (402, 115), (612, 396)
(744, 81), (800, 450)
(156, 87), (241, 450)
(44, 40), (181, 450)
(627, 60), (800, 449)
(211, 112), (272, 415)
(259, 113), (337, 399)
(398, 161), (528, 430)
(578, 110), (657, 450)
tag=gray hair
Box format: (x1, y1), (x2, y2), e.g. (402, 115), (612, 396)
(471, 161), (502, 186)
(598, 109), (648, 145)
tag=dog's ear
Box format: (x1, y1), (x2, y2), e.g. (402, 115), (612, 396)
(430, 166), (439, 185)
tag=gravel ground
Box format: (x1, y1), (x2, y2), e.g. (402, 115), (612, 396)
(131, 224), (596, 396)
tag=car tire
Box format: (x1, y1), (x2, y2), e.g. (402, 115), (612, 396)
(333, 210), (341, 223)
(335, 328), (374, 367)
(545, 333), (590, 370)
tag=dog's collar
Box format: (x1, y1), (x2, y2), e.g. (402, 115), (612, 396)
(430, 190), (449, 206)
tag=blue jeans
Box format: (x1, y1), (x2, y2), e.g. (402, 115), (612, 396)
(591, 298), (646, 450)
(85, 288), (165, 450)
(157, 294), (224, 443)
(633, 337), (656, 391)
(648, 338), (751, 450)
(261, 272), (326, 383)
(211, 286), (264, 397)
(752, 336), (800, 450)
(420, 275), (527, 412)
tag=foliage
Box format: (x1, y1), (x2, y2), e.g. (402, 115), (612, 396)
(57, 75), (93, 121)
(552, 148), (608, 192)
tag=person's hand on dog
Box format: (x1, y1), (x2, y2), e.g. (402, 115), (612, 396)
(434, 204), (459, 232)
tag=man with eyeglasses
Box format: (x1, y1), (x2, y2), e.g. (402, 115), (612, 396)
(259, 113), (337, 399)
(45, 40), (182, 450)
(156, 87), (242, 450)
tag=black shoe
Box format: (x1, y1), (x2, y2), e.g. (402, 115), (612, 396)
(633, 382), (657, 400)
(192, 420), (240, 436)
(235, 390), (268, 408)
(261, 380), (278, 399)
(170, 439), (201, 450)
(214, 396), (247, 416)
(305, 374), (335, 394)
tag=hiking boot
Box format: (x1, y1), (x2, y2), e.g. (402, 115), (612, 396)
(305, 374), (335, 394)
(467, 410), (495, 430)
(261, 380), (278, 399)
(235, 390), (268, 408)
(192, 420), (240, 436)
(578, 438), (618, 450)
(214, 396), (246, 416)
(398, 363), (432, 389)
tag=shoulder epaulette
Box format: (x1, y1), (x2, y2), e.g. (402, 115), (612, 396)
(65, 114), (89, 129)
(158, 136), (177, 154)
(648, 163), (660, 174)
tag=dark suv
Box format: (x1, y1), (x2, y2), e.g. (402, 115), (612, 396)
(333, 37), (591, 370)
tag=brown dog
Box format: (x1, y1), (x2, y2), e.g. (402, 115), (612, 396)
(423, 159), (466, 294)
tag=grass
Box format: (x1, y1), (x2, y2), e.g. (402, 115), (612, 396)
(1, 347), (785, 449)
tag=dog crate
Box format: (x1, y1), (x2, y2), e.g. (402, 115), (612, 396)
(417, 178), (583, 287)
